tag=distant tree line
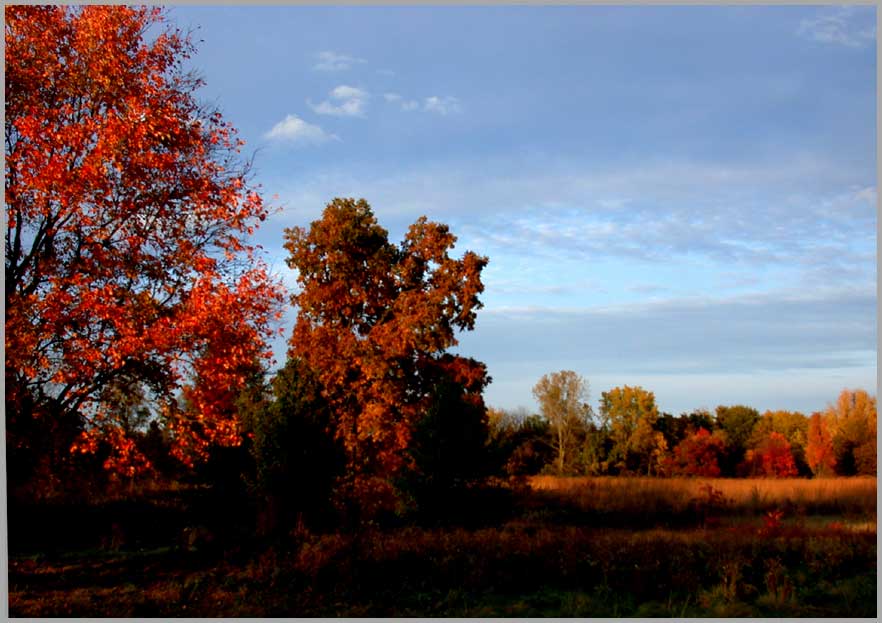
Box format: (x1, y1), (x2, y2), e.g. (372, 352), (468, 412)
(509, 371), (876, 480)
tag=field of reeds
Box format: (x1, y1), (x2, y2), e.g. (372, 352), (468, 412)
(8, 477), (877, 617)
(527, 475), (877, 521)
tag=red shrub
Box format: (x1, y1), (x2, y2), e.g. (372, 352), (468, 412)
(662, 428), (727, 477)
(740, 432), (798, 477)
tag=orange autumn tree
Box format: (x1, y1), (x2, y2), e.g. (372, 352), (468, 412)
(739, 431), (798, 478)
(5, 6), (283, 475)
(805, 412), (836, 476)
(662, 427), (727, 477)
(284, 198), (488, 517)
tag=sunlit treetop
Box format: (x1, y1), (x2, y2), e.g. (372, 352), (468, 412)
(284, 198), (488, 514)
(5, 5), (284, 472)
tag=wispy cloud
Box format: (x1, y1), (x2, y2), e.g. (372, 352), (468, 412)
(797, 6), (876, 48)
(383, 93), (462, 114)
(384, 92), (420, 111)
(460, 284), (877, 413)
(467, 285), (877, 376)
(313, 50), (366, 71)
(268, 155), (875, 301)
(309, 85), (369, 117)
(423, 95), (462, 115)
(263, 114), (338, 145)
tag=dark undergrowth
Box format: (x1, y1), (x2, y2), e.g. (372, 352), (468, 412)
(8, 479), (877, 617)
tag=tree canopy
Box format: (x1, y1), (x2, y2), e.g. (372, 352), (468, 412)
(601, 385), (662, 475)
(284, 198), (488, 516)
(5, 5), (283, 473)
(532, 370), (592, 475)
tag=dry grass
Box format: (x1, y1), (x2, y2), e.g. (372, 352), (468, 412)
(527, 476), (877, 517)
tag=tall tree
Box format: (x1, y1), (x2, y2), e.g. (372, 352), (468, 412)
(532, 370), (592, 475)
(284, 198), (488, 518)
(824, 389), (877, 476)
(601, 385), (660, 475)
(714, 405), (760, 476)
(805, 412), (836, 476)
(5, 6), (283, 473)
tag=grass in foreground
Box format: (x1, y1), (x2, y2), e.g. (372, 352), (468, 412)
(8, 477), (877, 617)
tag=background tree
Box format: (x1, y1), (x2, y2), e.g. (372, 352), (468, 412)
(739, 431), (798, 478)
(486, 406), (518, 470)
(824, 389), (877, 476)
(403, 356), (491, 519)
(238, 358), (343, 535)
(576, 419), (611, 475)
(655, 409), (715, 460)
(284, 198), (488, 520)
(601, 385), (660, 475)
(714, 405), (760, 476)
(805, 412), (836, 476)
(747, 410), (809, 475)
(661, 427), (727, 477)
(532, 370), (592, 475)
(5, 6), (283, 480)
(486, 408), (554, 477)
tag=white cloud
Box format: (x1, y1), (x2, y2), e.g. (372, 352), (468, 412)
(313, 50), (366, 71)
(423, 95), (462, 115)
(332, 85), (365, 99)
(268, 155), (875, 307)
(262, 154), (875, 415)
(309, 85), (369, 117)
(798, 7), (876, 48)
(384, 92), (420, 111)
(382, 93), (461, 114)
(853, 186), (877, 205)
(263, 114), (338, 145)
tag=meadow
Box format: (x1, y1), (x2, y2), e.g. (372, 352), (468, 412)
(527, 475), (877, 521)
(8, 476), (877, 617)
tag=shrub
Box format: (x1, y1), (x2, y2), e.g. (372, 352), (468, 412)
(662, 428), (727, 477)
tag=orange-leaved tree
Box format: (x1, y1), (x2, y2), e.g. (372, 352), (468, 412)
(739, 431), (798, 478)
(5, 6), (284, 476)
(284, 198), (488, 518)
(662, 427), (727, 477)
(805, 411), (836, 476)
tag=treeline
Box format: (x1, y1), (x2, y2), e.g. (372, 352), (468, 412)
(490, 372), (877, 480)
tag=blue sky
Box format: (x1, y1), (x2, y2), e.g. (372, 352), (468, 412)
(171, 5), (876, 416)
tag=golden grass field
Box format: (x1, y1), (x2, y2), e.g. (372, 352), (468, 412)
(527, 475), (878, 518)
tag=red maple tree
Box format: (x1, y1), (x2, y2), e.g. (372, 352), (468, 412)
(5, 6), (284, 472)
(740, 431), (798, 478)
(662, 427), (727, 477)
